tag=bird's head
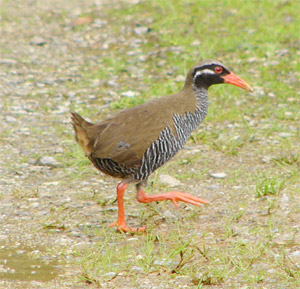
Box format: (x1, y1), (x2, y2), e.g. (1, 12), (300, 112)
(185, 60), (253, 92)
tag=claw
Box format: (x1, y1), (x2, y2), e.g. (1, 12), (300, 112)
(110, 222), (146, 233)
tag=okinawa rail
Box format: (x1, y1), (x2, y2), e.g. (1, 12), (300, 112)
(71, 59), (253, 233)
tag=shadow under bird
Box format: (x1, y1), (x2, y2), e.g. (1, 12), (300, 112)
(71, 59), (253, 233)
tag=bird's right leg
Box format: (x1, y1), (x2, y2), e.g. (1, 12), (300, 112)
(110, 182), (146, 233)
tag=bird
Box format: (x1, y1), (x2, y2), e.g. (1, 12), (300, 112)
(71, 59), (252, 233)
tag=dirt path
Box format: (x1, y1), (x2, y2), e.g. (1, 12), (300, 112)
(0, 1), (115, 288)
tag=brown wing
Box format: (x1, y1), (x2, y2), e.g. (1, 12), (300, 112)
(91, 97), (173, 168)
(88, 85), (196, 168)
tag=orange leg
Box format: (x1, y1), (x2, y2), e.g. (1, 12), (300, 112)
(110, 182), (146, 233)
(137, 189), (208, 207)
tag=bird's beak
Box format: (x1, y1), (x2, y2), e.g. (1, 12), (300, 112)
(223, 72), (253, 92)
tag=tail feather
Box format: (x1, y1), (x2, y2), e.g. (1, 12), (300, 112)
(71, 111), (94, 156)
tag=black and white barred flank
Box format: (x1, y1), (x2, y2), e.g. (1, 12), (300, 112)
(92, 89), (208, 181)
(92, 157), (136, 179)
(135, 90), (208, 180)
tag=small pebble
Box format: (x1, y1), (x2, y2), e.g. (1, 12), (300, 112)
(276, 49), (289, 57)
(121, 91), (136, 98)
(37, 156), (61, 167)
(126, 0), (141, 4)
(153, 259), (167, 266)
(138, 55), (147, 62)
(248, 57), (257, 63)
(264, 60), (279, 66)
(30, 202), (40, 208)
(133, 26), (149, 36)
(163, 210), (177, 220)
(289, 251), (300, 258)
(210, 172), (227, 179)
(191, 40), (201, 46)
(262, 156), (272, 163)
(5, 116), (17, 123)
(206, 184), (221, 190)
(131, 266), (143, 272)
(157, 60), (166, 67)
(30, 36), (47, 46)
(278, 132), (293, 138)
(127, 238), (139, 241)
(103, 272), (116, 277)
(174, 75), (185, 82)
(0, 58), (18, 64)
(93, 19), (107, 27)
(268, 92), (276, 98)
(254, 89), (265, 97)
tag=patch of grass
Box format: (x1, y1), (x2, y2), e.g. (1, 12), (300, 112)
(273, 153), (300, 166)
(60, 142), (92, 178)
(255, 176), (285, 198)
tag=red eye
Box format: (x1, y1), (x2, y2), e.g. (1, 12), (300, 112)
(215, 66), (223, 74)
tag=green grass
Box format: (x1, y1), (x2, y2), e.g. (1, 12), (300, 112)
(255, 176), (285, 198)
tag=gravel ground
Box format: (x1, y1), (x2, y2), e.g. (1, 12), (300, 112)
(1, 1), (299, 288)
(0, 1), (118, 288)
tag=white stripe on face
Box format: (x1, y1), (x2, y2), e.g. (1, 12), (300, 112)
(194, 69), (215, 79)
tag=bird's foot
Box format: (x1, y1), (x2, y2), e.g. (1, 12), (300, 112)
(166, 191), (209, 208)
(137, 190), (209, 208)
(109, 222), (146, 233)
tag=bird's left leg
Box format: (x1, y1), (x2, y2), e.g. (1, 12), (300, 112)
(136, 180), (208, 208)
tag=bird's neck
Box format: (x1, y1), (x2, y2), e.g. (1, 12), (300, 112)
(171, 87), (208, 146)
(193, 87), (209, 118)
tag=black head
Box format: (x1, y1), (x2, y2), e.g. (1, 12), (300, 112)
(192, 60), (230, 89)
(185, 59), (253, 92)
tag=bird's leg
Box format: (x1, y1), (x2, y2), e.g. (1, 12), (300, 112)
(136, 181), (208, 208)
(110, 182), (146, 233)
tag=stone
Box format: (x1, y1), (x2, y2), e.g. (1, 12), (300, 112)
(278, 132), (293, 138)
(5, 116), (17, 123)
(103, 272), (116, 277)
(262, 156), (272, 163)
(121, 91), (136, 98)
(133, 26), (149, 36)
(268, 92), (276, 98)
(53, 105), (69, 114)
(206, 184), (221, 190)
(0, 58), (18, 65)
(191, 40), (201, 46)
(210, 172), (227, 179)
(30, 36), (47, 46)
(131, 266), (143, 272)
(280, 194), (289, 207)
(163, 210), (178, 220)
(247, 57), (257, 63)
(275, 49), (289, 57)
(126, 0), (141, 4)
(174, 75), (185, 82)
(289, 250), (300, 258)
(37, 156), (61, 167)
